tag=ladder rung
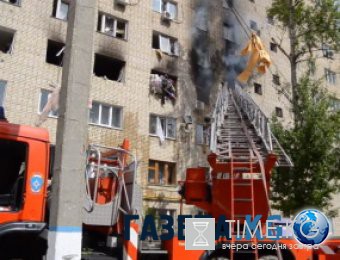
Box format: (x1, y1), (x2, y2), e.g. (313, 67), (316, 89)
(234, 182), (251, 186)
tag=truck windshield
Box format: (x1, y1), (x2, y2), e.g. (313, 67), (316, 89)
(0, 139), (27, 212)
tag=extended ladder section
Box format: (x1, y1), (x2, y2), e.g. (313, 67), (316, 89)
(82, 141), (141, 227)
(182, 84), (292, 259)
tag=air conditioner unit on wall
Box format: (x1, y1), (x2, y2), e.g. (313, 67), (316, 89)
(161, 11), (172, 21)
(116, 0), (129, 6)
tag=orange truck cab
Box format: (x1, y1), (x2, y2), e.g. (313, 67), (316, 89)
(0, 121), (50, 258)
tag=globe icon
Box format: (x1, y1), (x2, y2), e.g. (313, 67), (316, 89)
(293, 209), (330, 245)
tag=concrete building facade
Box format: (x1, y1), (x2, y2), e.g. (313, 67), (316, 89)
(0, 0), (339, 234)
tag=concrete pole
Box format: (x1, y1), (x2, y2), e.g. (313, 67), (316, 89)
(47, 1), (96, 259)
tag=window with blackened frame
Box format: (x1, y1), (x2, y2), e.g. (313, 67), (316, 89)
(39, 89), (59, 117)
(149, 115), (176, 139)
(89, 102), (122, 128)
(53, 0), (69, 21)
(148, 160), (176, 185)
(94, 54), (125, 82)
(46, 40), (65, 67)
(98, 13), (128, 40)
(152, 32), (179, 56)
(152, 0), (178, 20)
(0, 81), (6, 107)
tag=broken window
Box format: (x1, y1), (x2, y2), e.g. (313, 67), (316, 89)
(254, 82), (262, 95)
(250, 20), (260, 36)
(150, 70), (177, 105)
(273, 74), (280, 85)
(148, 160), (176, 185)
(0, 0), (21, 6)
(270, 42), (278, 52)
(149, 115), (176, 139)
(152, 32), (179, 56)
(152, 0), (178, 20)
(53, 0), (69, 20)
(0, 26), (14, 54)
(46, 40), (65, 67)
(39, 89), (59, 117)
(97, 13), (128, 40)
(89, 101), (123, 128)
(94, 54), (125, 82)
(0, 81), (6, 107)
(275, 107), (283, 118)
(325, 68), (336, 85)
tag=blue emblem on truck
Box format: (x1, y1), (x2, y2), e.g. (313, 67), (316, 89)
(31, 175), (44, 193)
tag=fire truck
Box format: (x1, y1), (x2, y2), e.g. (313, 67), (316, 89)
(0, 84), (339, 259)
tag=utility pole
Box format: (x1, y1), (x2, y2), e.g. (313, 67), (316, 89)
(47, 0), (96, 259)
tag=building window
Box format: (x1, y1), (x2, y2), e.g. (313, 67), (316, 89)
(0, 26), (15, 54)
(330, 98), (340, 111)
(254, 83), (262, 95)
(267, 15), (274, 25)
(325, 69), (336, 85)
(46, 40), (65, 67)
(275, 107), (283, 118)
(89, 102), (123, 128)
(149, 115), (176, 139)
(97, 13), (128, 40)
(152, 32), (179, 56)
(250, 20), (260, 36)
(322, 44), (334, 59)
(93, 54), (125, 82)
(270, 42), (278, 52)
(152, 0), (178, 20)
(0, 0), (21, 6)
(273, 74), (280, 85)
(0, 81), (6, 107)
(39, 89), (59, 117)
(195, 124), (210, 145)
(53, 0), (69, 21)
(148, 160), (176, 185)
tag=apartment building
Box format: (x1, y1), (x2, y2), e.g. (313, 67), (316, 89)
(0, 0), (338, 233)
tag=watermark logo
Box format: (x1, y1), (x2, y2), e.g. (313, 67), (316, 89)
(185, 218), (215, 250)
(292, 209), (330, 245)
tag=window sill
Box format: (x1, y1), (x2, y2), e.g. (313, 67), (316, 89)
(93, 75), (125, 84)
(89, 123), (123, 131)
(153, 48), (179, 58)
(97, 31), (128, 42)
(37, 113), (58, 119)
(51, 16), (68, 22)
(149, 134), (176, 141)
